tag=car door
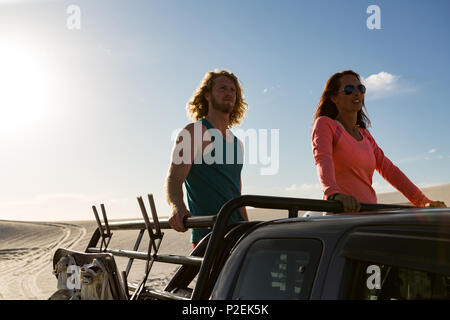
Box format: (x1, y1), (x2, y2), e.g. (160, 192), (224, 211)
(338, 225), (450, 300)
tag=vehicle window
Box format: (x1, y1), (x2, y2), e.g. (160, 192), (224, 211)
(232, 239), (322, 300)
(348, 260), (450, 300)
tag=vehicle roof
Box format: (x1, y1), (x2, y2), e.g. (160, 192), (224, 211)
(247, 208), (450, 239)
(212, 208), (450, 300)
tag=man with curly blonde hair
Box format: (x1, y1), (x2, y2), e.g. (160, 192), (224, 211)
(165, 69), (249, 248)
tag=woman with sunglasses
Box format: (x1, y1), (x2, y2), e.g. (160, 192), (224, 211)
(311, 70), (446, 212)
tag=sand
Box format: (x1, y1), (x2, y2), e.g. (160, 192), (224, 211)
(377, 183), (450, 206)
(0, 209), (286, 300)
(1, 184), (448, 300)
(0, 221), (87, 299)
(0, 219), (193, 300)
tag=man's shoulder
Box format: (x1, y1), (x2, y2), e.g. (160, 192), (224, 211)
(181, 121), (208, 134)
(234, 134), (244, 147)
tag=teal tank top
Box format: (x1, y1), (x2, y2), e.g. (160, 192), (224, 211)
(185, 118), (244, 243)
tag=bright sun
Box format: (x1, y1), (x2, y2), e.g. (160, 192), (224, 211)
(0, 37), (54, 136)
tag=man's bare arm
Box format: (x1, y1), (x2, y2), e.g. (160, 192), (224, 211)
(165, 164), (190, 211)
(165, 123), (201, 232)
(165, 164), (192, 232)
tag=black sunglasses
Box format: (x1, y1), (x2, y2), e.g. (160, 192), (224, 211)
(341, 84), (366, 95)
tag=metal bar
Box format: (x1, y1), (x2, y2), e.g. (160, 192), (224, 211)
(127, 283), (189, 301)
(121, 271), (130, 300)
(104, 195), (411, 232)
(85, 228), (101, 252)
(86, 247), (203, 267)
(127, 282), (137, 291)
(105, 215), (216, 231)
(192, 195), (415, 299)
(92, 205), (108, 250)
(288, 207), (299, 218)
(153, 254), (203, 267)
(148, 194), (162, 238)
(141, 289), (191, 301)
(226, 195), (414, 213)
(130, 237), (163, 300)
(92, 205), (105, 236)
(126, 229), (145, 276)
(87, 247), (148, 260)
(100, 203), (111, 236)
(137, 196), (157, 253)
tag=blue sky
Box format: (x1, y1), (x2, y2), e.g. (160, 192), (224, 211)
(1, 0), (449, 221)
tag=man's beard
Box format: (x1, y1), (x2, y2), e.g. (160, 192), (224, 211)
(211, 96), (234, 114)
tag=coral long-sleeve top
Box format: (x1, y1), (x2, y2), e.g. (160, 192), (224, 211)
(311, 116), (430, 206)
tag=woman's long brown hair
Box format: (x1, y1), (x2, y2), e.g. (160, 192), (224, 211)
(313, 70), (371, 129)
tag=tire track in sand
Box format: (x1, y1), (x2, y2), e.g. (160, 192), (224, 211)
(0, 222), (87, 300)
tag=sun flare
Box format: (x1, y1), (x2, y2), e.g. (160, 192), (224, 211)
(0, 37), (54, 136)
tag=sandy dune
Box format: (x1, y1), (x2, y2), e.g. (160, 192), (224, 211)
(377, 183), (450, 206)
(0, 219), (196, 300)
(0, 221), (86, 299)
(0, 211), (282, 300)
(1, 184), (448, 300)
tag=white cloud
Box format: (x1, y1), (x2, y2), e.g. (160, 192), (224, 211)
(396, 149), (448, 164)
(262, 84), (281, 95)
(396, 155), (422, 164)
(363, 72), (398, 91)
(362, 71), (415, 100)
